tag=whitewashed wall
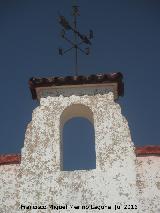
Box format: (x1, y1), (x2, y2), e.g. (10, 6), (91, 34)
(0, 86), (159, 213)
(0, 164), (20, 213)
(18, 88), (137, 213)
(136, 156), (160, 213)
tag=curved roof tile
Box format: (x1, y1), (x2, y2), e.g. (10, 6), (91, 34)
(29, 72), (124, 100)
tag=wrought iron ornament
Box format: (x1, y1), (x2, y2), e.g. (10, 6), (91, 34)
(58, 2), (93, 76)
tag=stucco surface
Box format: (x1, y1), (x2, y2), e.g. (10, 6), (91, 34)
(0, 164), (20, 213)
(18, 89), (137, 213)
(0, 86), (159, 213)
(136, 156), (160, 213)
(36, 84), (118, 100)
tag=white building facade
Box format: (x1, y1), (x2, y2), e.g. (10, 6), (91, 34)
(0, 73), (160, 213)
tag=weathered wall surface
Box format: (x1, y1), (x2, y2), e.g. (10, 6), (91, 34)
(1, 157), (160, 212)
(136, 156), (160, 213)
(18, 90), (137, 213)
(0, 157), (159, 213)
(0, 88), (159, 213)
(0, 164), (20, 213)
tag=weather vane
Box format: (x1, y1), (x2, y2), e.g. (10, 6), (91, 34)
(58, 1), (93, 76)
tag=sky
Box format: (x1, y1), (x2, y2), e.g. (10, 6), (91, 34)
(0, 0), (160, 169)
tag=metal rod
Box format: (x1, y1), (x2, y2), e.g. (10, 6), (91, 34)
(77, 46), (87, 54)
(63, 46), (74, 54)
(58, 1), (93, 76)
(63, 36), (75, 46)
(63, 36), (85, 49)
(73, 8), (78, 76)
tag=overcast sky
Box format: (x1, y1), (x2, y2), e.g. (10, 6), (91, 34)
(0, 0), (160, 169)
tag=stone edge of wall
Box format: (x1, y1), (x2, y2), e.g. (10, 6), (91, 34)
(0, 146), (160, 165)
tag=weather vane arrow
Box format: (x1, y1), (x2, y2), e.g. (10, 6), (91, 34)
(58, 1), (93, 76)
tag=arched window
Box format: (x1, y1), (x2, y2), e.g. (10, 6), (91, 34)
(60, 104), (96, 171)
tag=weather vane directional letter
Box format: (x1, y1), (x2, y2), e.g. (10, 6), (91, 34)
(58, 1), (93, 76)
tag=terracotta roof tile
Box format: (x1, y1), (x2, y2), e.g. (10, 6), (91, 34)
(0, 154), (21, 165)
(29, 72), (124, 100)
(136, 146), (160, 156)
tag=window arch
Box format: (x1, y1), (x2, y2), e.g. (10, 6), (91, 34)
(60, 104), (96, 171)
